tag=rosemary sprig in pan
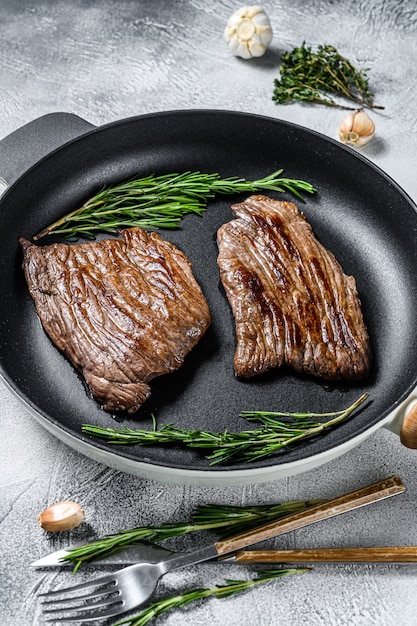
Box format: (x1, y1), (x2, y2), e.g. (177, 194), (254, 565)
(82, 394), (367, 466)
(33, 170), (316, 240)
(62, 499), (326, 571)
(273, 42), (383, 110)
(114, 569), (309, 626)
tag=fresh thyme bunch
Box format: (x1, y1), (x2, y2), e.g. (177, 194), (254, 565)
(82, 394), (367, 465)
(33, 169), (316, 240)
(273, 42), (383, 109)
(114, 569), (310, 626)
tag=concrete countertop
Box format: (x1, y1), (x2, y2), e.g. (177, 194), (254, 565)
(1, 1), (417, 625)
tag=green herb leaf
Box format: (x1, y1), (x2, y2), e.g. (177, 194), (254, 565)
(33, 170), (316, 240)
(272, 42), (383, 109)
(82, 394), (367, 466)
(62, 499), (326, 571)
(114, 568), (310, 626)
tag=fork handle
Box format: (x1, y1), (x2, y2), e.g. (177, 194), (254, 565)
(214, 475), (405, 555)
(234, 546), (417, 563)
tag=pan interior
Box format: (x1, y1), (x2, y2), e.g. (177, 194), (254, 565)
(0, 110), (416, 472)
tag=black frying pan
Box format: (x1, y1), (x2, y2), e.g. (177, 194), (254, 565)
(0, 110), (416, 483)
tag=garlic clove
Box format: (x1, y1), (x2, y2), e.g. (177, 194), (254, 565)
(245, 5), (264, 19)
(225, 13), (242, 31)
(252, 12), (271, 27)
(226, 36), (241, 55)
(248, 38), (266, 58)
(228, 38), (252, 59)
(38, 501), (85, 532)
(255, 23), (273, 45)
(339, 109), (375, 147)
(237, 42), (252, 59)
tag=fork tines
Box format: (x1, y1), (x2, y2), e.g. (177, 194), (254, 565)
(40, 576), (122, 623)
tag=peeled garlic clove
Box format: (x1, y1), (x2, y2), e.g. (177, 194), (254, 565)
(38, 501), (85, 532)
(339, 109), (375, 147)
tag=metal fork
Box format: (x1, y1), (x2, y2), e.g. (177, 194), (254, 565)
(40, 475), (404, 622)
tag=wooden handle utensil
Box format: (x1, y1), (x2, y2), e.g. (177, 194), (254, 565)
(234, 546), (417, 563)
(214, 475), (405, 556)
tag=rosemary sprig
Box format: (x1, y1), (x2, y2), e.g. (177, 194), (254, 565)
(33, 170), (316, 239)
(62, 499), (326, 571)
(114, 568), (310, 626)
(82, 394), (368, 466)
(190, 501), (326, 538)
(272, 42), (383, 110)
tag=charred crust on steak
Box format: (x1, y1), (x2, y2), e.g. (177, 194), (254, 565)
(19, 228), (211, 414)
(217, 195), (372, 382)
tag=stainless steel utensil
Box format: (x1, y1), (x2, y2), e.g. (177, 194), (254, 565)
(39, 475), (404, 622)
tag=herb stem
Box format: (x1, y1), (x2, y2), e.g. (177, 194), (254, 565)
(33, 170), (316, 240)
(62, 499), (326, 571)
(82, 394), (368, 466)
(114, 569), (310, 626)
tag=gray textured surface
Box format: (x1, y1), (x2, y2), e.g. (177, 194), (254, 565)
(1, 1), (417, 625)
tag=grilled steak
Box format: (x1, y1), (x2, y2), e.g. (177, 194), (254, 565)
(217, 195), (372, 381)
(19, 228), (211, 413)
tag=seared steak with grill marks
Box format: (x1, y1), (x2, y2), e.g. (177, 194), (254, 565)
(217, 195), (372, 381)
(19, 228), (211, 413)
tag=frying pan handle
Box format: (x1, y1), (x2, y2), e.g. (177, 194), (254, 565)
(384, 396), (417, 449)
(400, 402), (417, 448)
(0, 112), (95, 190)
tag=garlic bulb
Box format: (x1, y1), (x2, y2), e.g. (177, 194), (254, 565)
(339, 109), (375, 147)
(38, 501), (85, 532)
(224, 6), (273, 59)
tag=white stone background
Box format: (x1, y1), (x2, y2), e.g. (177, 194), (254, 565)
(1, 1), (417, 625)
